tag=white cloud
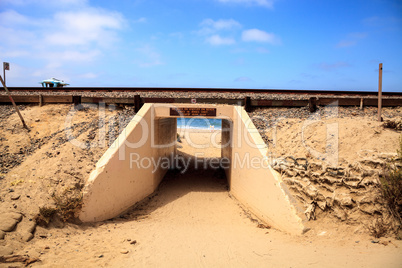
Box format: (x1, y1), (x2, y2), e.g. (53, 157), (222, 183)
(0, 8), (125, 57)
(198, 18), (241, 36)
(242, 29), (280, 44)
(206, 35), (236, 46)
(200, 18), (241, 31)
(44, 9), (125, 47)
(135, 45), (164, 67)
(198, 19), (240, 45)
(217, 0), (275, 8)
(0, 6), (126, 85)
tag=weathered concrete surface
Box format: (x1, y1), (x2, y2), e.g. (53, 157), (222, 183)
(227, 106), (306, 234)
(79, 103), (306, 234)
(79, 104), (176, 222)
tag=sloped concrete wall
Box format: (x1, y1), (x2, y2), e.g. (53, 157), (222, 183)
(79, 104), (176, 222)
(229, 106), (306, 235)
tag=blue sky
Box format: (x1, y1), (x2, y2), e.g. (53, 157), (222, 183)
(0, 0), (401, 91)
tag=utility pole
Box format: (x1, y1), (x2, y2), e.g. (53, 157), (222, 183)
(378, 63), (383, 122)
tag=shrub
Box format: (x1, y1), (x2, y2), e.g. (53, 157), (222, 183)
(379, 135), (402, 232)
(35, 187), (83, 227)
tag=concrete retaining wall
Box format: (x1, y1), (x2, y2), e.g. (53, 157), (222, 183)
(79, 104), (176, 222)
(228, 106), (306, 234)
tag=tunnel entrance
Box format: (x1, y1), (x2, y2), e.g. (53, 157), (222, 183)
(159, 117), (229, 198)
(79, 103), (306, 234)
(163, 117), (229, 199)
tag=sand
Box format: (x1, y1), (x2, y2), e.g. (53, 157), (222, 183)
(0, 104), (401, 267)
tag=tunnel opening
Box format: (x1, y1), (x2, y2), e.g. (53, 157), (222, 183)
(159, 117), (230, 197)
(80, 103), (305, 234)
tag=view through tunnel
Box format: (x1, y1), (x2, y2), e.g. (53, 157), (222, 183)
(155, 117), (230, 212)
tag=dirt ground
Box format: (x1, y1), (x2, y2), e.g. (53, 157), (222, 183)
(0, 104), (401, 267)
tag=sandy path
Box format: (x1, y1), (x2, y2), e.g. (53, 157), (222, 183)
(24, 162), (402, 268)
(19, 132), (401, 267)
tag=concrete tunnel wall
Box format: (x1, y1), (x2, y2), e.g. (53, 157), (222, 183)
(226, 106), (306, 234)
(79, 103), (306, 234)
(79, 103), (176, 222)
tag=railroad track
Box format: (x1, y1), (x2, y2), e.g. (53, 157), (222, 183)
(5, 87), (402, 97)
(1, 87), (401, 112)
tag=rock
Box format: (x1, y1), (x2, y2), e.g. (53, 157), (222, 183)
(26, 221), (37, 234)
(22, 232), (34, 242)
(358, 203), (381, 215)
(285, 169), (296, 177)
(304, 185), (318, 198)
(10, 194), (20, 200)
(0, 218), (19, 232)
(361, 177), (379, 186)
(316, 201), (327, 210)
(335, 194), (355, 207)
(120, 250), (129, 254)
(19, 221), (37, 234)
(320, 176), (339, 185)
(3, 212), (23, 222)
(0, 230), (5, 239)
(304, 203), (316, 221)
(342, 179), (362, 188)
(333, 207), (347, 221)
(0, 246), (13, 257)
(130, 240), (137, 245)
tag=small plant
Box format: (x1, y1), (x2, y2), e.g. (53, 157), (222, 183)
(383, 120), (402, 131)
(52, 191), (83, 222)
(378, 135), (402, 236)
(368, 217), (389, 238)
(35, 206), (57, 226)
(35, 187), (83, 226)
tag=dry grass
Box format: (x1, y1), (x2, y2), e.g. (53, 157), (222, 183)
(378, 135), (402, 237)
(35, 187), (83, 226)
(368, 217), (389, 238)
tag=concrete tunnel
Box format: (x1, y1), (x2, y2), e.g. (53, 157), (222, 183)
(78, 103), (307, 235)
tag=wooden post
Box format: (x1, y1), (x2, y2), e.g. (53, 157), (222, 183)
(244, 96), (251, 112)
(134, 95), (142, 113)
(0, 75), (28, 130)
(360, 98), (363, 110)
(39, 94), (43, 107)
(378, 63), (383, 122)
(72, 95), (81, 109)
(308, 97), (317, 113)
